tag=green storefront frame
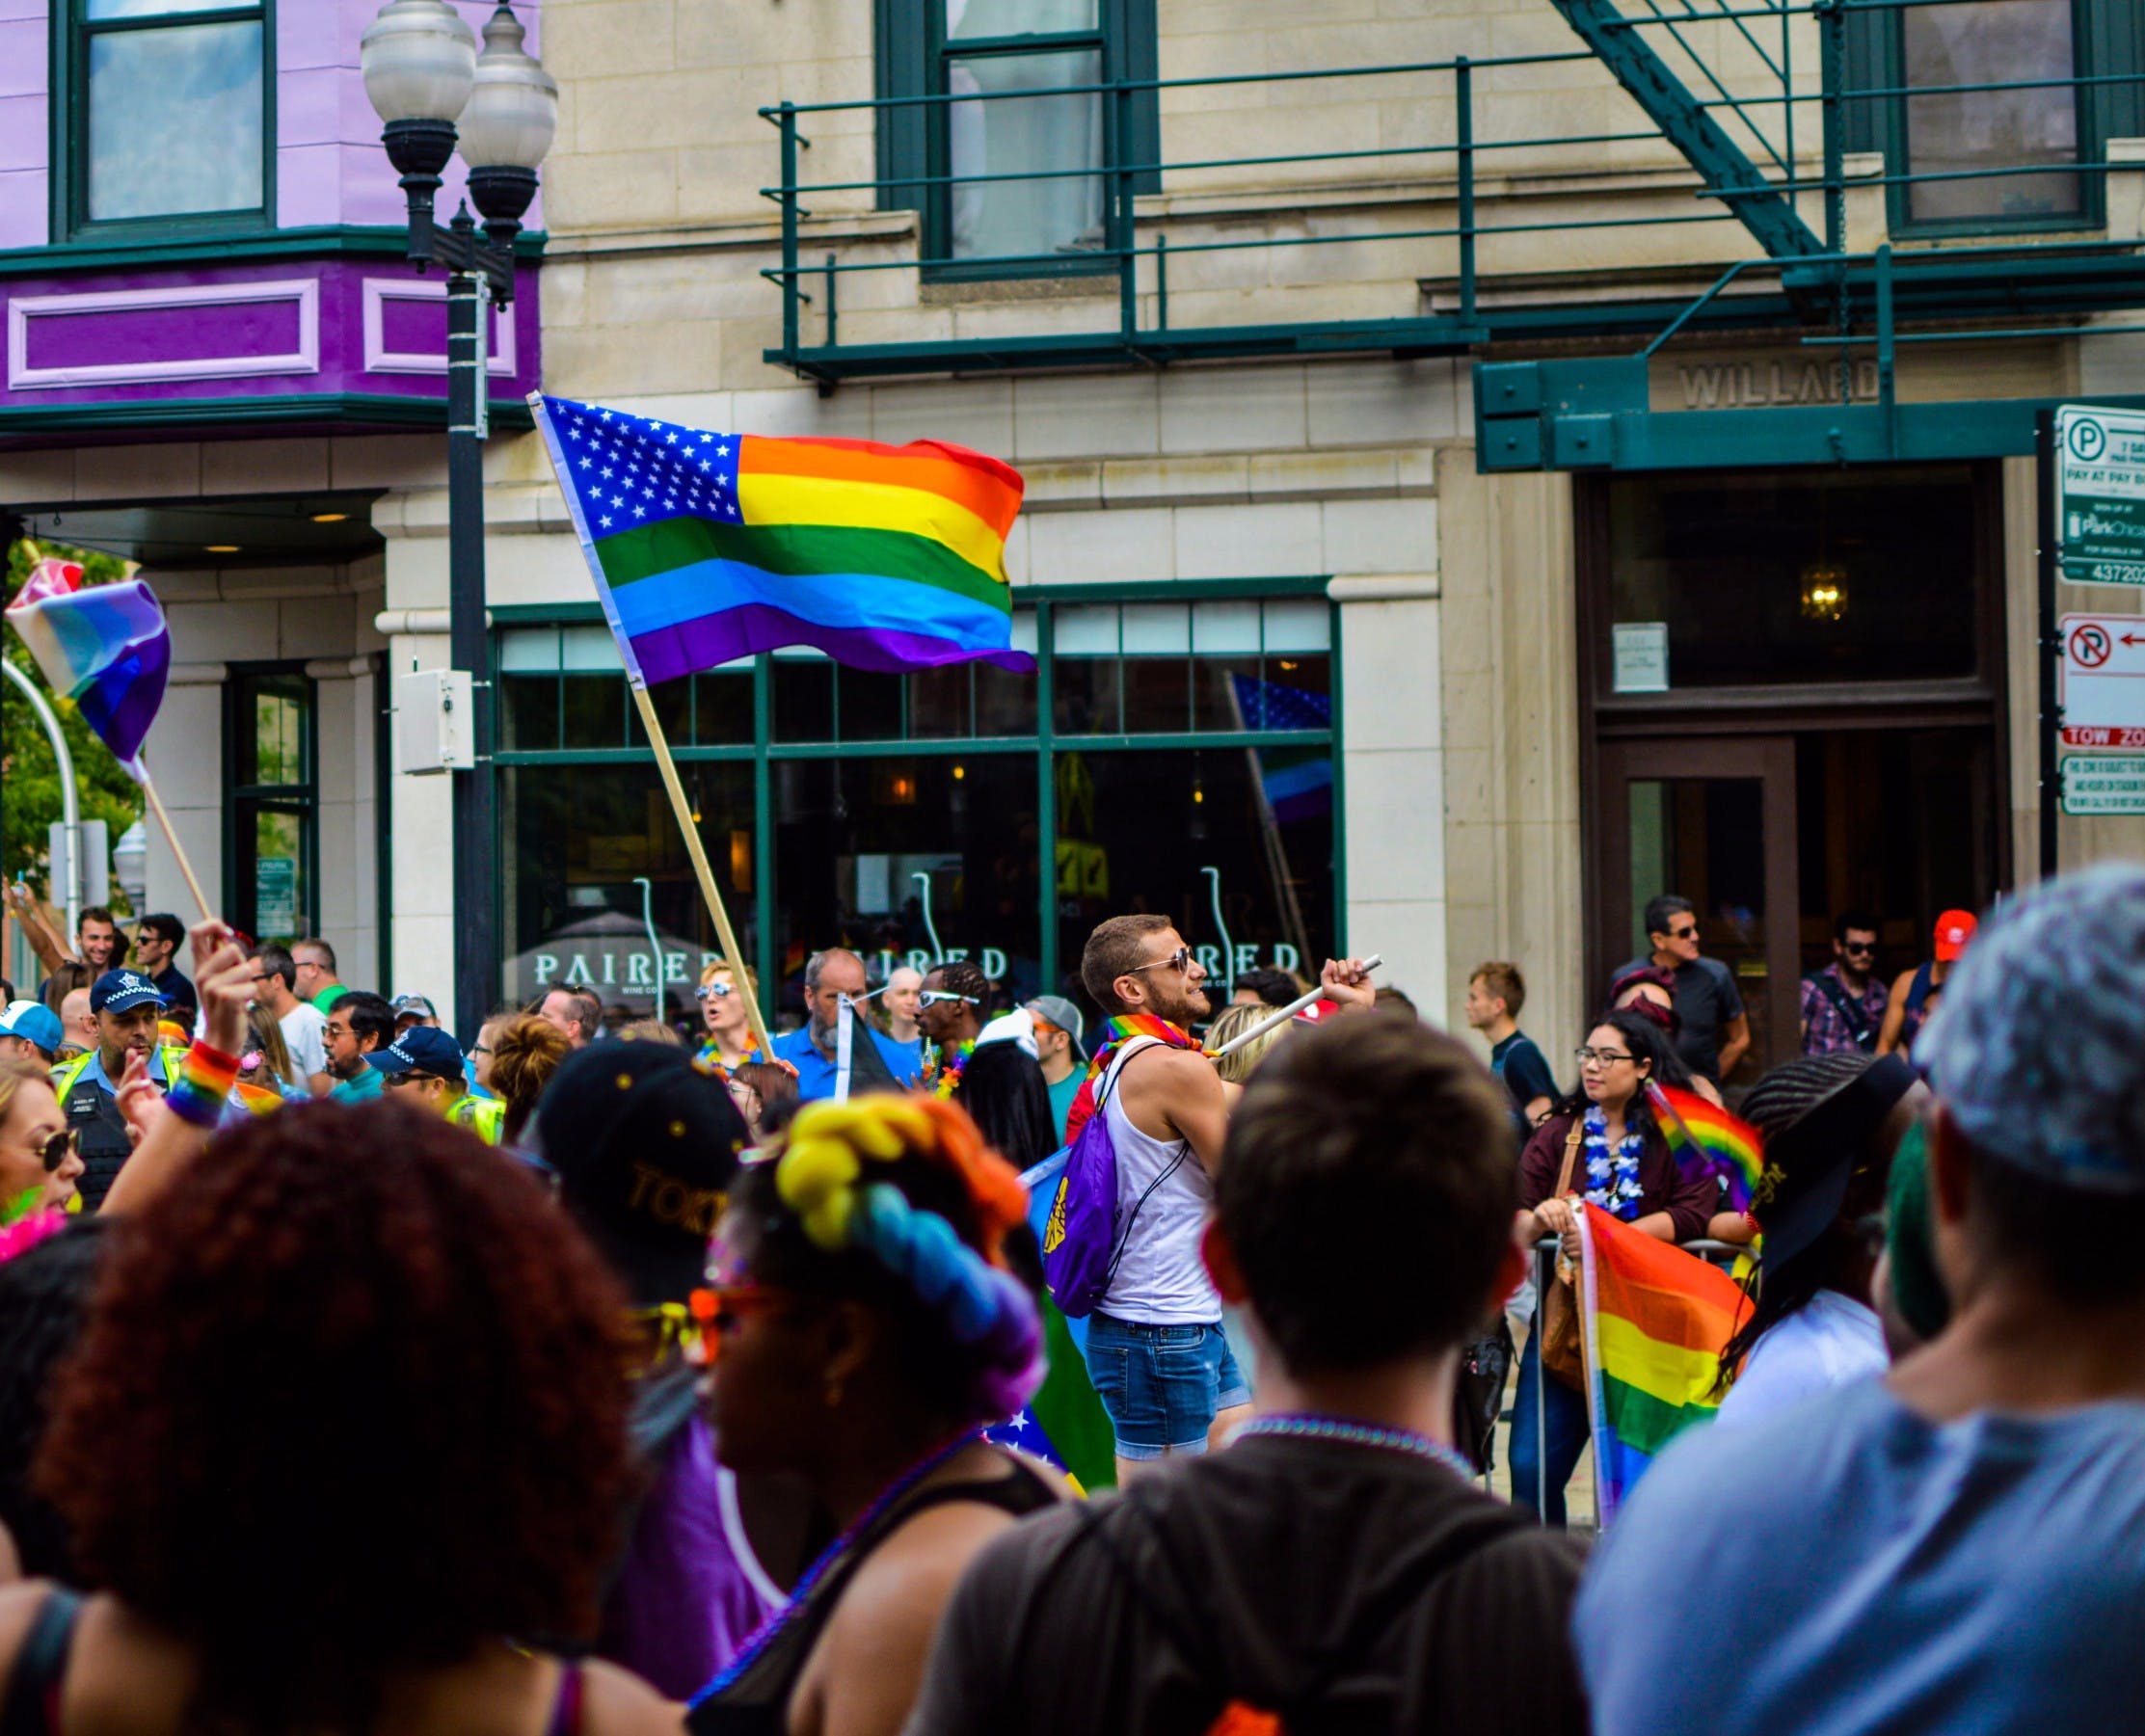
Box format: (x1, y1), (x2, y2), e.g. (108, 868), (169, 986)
(491, 577), (1344, 1023)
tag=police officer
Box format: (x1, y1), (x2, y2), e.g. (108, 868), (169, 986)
(369, 1025), (503, 1144)
(53, 970), (187, 1211)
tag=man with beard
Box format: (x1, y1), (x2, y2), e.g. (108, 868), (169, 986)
(325, 992), (396, 1104)
(53, 970), (187, 1211)
(768, 947), (920, 1102)
(1070, 915), (1373, 1482)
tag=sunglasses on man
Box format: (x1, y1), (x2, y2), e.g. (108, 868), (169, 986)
(917, 990), (979, 1008)
(1127, 946), (1195, 977)
(695, 981), (737, 1002)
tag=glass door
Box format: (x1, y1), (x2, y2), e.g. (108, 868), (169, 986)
(1595, 736), (1801, 1089)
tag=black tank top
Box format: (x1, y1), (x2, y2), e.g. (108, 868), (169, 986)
(687, 1449), (1059, 1736)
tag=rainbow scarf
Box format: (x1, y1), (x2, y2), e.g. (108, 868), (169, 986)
(1649, 1082), (1767, 1214)
(1576, 1203), (1752, 1522)
(1062, 1014), (1203, 1145)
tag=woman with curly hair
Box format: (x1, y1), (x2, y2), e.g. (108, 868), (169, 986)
(0, 1100), (677, 1736)
(492, 1011), (575, 1145)
(688, 1095), (1067, 1736)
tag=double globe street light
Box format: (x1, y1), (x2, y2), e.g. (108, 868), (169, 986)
(360, 1), (557, 1040)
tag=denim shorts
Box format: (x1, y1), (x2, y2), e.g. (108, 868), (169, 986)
(1083, 1310), (1250, 1459)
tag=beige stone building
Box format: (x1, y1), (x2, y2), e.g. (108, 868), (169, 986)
(7, 0), (2143, 1078)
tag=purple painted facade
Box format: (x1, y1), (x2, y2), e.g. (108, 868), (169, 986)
(2, 260), (538, 404)
(0, 1), (543, 430)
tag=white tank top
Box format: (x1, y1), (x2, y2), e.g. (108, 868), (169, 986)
(1098, 1037), (1222, 1325)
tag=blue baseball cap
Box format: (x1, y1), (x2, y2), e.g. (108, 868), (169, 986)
(366, 1024), (466, 1080)
(0, 1001), (62, 1055)
(90, 970), (166, 1016)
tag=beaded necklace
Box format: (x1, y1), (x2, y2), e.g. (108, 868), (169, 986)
(1238, 1413), (1475, 1481)
(690, 1427), (986, 1705)
(1581, 1103), (1648, 1221)
(925, 1040), (976, 1100)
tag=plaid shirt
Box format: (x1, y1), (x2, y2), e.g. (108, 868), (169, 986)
(1799, 962), (1888, 1055)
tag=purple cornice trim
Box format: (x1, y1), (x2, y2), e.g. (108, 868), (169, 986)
(362, 276), (518, 376)
(10, 279), (319, 388)
(0, 258), (539, 409)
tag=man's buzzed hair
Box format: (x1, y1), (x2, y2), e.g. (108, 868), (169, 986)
(1082, 914), (1172, 1012)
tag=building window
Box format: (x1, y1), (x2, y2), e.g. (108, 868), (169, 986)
(1840, 0), (2144, 234)
(61, 0), (272, 236)
(492, 584), (1336, 1023)
(226, 666), (316, 946)
(876, 0), (1157, 274)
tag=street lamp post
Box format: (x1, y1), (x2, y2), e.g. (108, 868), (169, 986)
(361, 1), (556, 1040)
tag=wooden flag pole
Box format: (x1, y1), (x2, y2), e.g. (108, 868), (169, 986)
(134, 757), (217, 927)
(629, 683), (775, 1058)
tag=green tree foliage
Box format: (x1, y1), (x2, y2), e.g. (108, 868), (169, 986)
(3, 539), (147, 913)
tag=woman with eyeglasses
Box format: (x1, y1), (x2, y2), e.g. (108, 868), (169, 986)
(687, 1095), (1065, 1736)
(698, 962), (763, 1073)
(0, 1058), (84, 1226)
(1507, 1010), (1716, 1524)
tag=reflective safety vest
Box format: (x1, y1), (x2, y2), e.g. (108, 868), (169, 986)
(449, 1094), (505, 1145)
(53, 1045), (190, 1214)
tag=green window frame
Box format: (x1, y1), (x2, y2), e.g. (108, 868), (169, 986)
(1837, 0), (2142, 238)
(874, 0), (1159, 280)
(53, 0), (277, 244)
(225, 663), (317, 947)
(490, 577), (1343, 1020)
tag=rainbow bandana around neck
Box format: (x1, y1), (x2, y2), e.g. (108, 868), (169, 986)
(1062, 1014), (1202, 1145)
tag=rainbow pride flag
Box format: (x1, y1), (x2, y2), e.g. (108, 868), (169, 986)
(1576, 1202), (1751, 1523)
(6, 555), (170, 781)
(1649, 1081), (1766, 1214)
(531, 394), (1032, 682)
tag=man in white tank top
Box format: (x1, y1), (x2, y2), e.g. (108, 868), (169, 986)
(1075, 916), (1239, 1485)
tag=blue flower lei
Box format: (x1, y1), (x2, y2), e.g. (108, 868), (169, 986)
(1581, 1103), (1648, 1221)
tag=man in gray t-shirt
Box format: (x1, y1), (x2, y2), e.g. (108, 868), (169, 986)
(1579, 868), (2145, 1736)
(1614, 894), (1747, 1082)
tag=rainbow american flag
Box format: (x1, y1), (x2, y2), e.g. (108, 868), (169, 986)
(531, 395), (1032, 682)
(1576, 1202), (1752, 1523)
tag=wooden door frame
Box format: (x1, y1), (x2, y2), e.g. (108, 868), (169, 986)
(1595, 735), (1802, 1085)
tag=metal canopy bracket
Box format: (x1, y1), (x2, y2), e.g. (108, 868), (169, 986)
(1548, 0), (1821, 260)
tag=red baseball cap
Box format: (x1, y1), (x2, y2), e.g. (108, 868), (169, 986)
(1933, 909), (1977, 962)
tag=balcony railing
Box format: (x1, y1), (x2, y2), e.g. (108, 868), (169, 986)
(758, 0), (2145, 383)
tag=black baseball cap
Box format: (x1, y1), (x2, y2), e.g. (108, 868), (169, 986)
(532, 1041), (752, 1308)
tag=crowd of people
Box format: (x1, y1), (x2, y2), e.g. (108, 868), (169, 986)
(0, 862), (2135, 1733)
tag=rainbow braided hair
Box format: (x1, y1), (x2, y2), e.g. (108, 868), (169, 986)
(772, 1097), (1044, 1422)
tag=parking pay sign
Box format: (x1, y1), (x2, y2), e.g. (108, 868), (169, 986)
(2055, 406), (2145, 586)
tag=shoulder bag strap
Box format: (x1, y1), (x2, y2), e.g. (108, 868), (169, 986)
(1810, 973), (1875, 1046)
(1096, 1039), (1193, 1294)
(1554, 1120), (1583, 1197)
(0, 1588), (85, 1736)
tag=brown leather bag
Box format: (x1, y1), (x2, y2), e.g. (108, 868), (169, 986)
(1536, 1121), (1587, 1391)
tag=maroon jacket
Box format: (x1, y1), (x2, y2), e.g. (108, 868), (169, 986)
(1518, 1110), (1716, 1243)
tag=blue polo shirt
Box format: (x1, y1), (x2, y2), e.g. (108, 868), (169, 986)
(770, 1025), (924, 1102)
(80, 1045), (175, 1095)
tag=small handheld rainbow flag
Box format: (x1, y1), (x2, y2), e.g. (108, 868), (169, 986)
(1576, 1202), (1752, 1522)
(531, 395), (1032, 682)
(6, 555), (170, 782)
(1648, 1082), (1766, 1214)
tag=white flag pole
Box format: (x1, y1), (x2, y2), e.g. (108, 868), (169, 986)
(1206, 953), (1382, 1058)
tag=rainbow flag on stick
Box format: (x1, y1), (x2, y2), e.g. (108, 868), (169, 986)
(6, 554), (170, 781)
(531, 394), (1032, 682)
(1575, 1202), (1752, 1523)
(1649, 1082), (1767, 1214)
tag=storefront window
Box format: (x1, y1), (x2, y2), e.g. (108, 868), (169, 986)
(774, 754), (1044, 1015)
(501, 761), (756, 1017)
(1604, 467), (1983, 691)
(494, 587), (1335, 1024)
(226, 666), (314, 945)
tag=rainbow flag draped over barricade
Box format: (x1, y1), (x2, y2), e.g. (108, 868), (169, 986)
(5, 555), (170, 780)
(1576, 1202), (1752, 1523)
(530, 394), (1032, 681)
